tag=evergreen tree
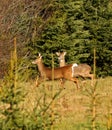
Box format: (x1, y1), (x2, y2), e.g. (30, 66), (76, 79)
(0, 40), (25, 130)
(83, 0), (112, 76)
(64, 0), (90, 64)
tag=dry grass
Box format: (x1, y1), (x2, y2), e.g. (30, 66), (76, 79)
(0, 77), (112, 129)
(21, 76), (112, 129)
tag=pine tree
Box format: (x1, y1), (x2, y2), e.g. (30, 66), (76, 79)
(83, 0), (112, 76)
(63, 0), (90, 64)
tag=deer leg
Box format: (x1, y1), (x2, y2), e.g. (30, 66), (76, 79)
(75, 79), (80, 89)
(90, 74), (94, 86)
(59, 79), (66, 88)
(71, 77), (80, 89)
(60, 78), (64, 85)
(35, 77), (43, 87)
(86, 74), (94, 86)
(35, 76), (39, 86)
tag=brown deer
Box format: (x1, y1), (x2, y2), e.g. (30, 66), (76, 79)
(56, 52), (94, 85)
(32, 53), (79, 89)
(56, 52), (66, 67)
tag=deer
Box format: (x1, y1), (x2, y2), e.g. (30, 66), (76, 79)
(56, 52), (66, 67)
(56, 51), (94, 85)
(32, 53), (80, 89)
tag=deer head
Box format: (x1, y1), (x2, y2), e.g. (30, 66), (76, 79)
(56, 51), (67, 67)
(32, 53), (42, 64)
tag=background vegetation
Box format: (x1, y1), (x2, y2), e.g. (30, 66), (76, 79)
(0, 0), (112, 78)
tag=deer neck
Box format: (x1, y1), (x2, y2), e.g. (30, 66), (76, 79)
(60, 59), (65, 67)
(37, 60), (46, 76)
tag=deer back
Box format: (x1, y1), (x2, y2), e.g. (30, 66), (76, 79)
(53, 64), (73, 79)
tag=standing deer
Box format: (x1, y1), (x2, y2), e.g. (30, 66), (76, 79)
(32, 53), (80, 89)
(56, 52), (94, 85)
(56, 52), (66, 67)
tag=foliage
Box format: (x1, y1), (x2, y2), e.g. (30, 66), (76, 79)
(0, 0), (112, 77)
(0, 39), (26, 129)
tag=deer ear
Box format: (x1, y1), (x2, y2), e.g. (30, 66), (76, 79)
(38, 53), (41, 56)
(38, 53), (42, 59)
(64, 51), (67, 55)
(40, 55), (42, 59)
(56, 52), (60, 56)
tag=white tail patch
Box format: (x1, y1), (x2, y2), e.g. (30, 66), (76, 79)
(72, 63), (78, 77)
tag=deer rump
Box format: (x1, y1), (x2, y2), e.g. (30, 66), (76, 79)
(72, 64), (92, 78)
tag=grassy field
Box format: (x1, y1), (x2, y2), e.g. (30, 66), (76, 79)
(0, 76), (112, 129)
(22, 76), (112, 130)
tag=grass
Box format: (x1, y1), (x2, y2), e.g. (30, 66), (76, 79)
(21, 76), (112, 130)
(0, 76), (112, 129)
